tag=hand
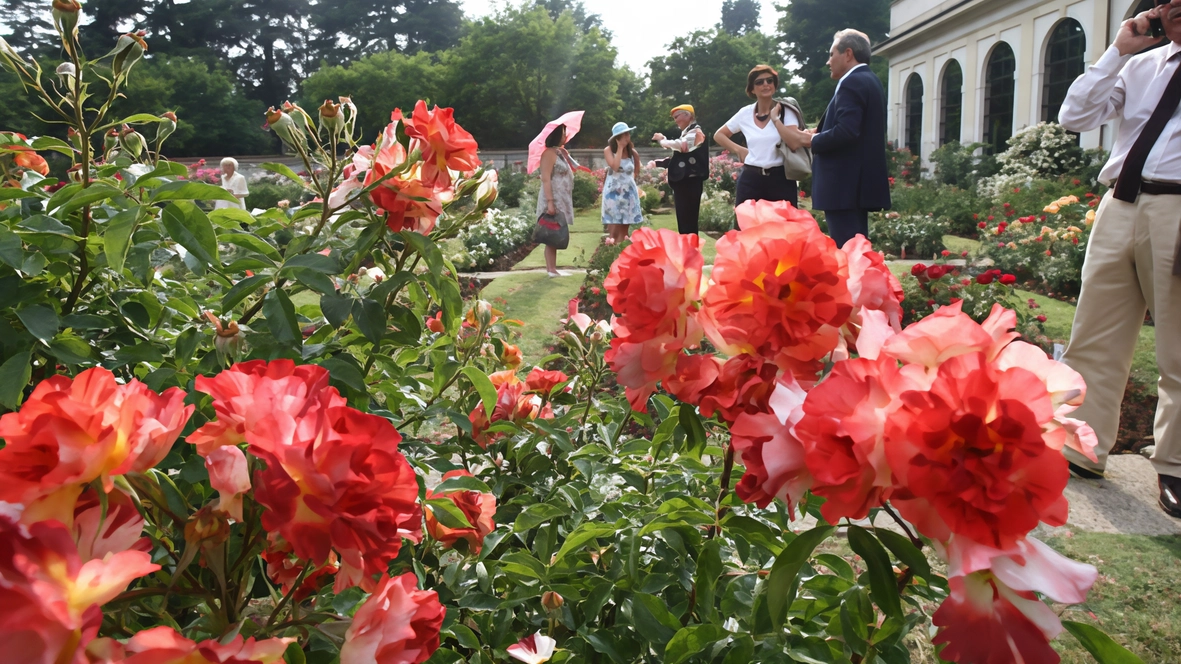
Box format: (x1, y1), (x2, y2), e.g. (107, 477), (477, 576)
(735, 146), (750, 163)
(1116, 7), (1166, 55)
(770, 102), (783, 124)
(652, 133), (666, 142)
(646, 160), (657, 168)
(546, 201), (557, 216)
(805, 128), (818, 135)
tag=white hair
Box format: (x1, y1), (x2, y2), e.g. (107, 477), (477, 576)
(220, 157), (238, 170)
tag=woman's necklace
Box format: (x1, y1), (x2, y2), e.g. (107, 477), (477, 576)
(755, 104), (774, 122)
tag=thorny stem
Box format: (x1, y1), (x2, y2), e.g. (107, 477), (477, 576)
(708, 445), (736, 539)
(264, 561), (312, 634)
(880, 503), (923, 550)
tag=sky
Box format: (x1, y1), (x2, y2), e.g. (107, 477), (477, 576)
(458, 0), (785, 72)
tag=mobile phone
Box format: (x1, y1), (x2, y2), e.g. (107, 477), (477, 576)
(1150, 0), (1168, 38)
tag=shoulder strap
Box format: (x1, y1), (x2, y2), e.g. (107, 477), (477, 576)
(775, 97), (805, 126)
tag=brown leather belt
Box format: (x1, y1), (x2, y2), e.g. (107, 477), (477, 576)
(1140, 180), (1181, 196)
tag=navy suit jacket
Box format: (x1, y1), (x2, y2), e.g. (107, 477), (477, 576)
(811, 66), (891, 212)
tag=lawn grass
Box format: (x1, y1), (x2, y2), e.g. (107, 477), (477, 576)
(942, 234), (980, 255)
(478, 271), (583, 362)
(1047, 532), (1181, 663)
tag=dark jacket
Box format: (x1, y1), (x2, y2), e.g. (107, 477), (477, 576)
(811, 66), (891, 212)
(654, 123), (710, 183)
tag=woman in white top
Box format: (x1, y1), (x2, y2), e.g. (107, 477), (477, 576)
(713, 64), (808, 207)
(215, 157), (249, 210)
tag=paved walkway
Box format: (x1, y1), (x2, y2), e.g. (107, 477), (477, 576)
(1042, 455), (1181, 536)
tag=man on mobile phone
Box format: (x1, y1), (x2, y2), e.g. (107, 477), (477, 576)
(1057, 0), (1181, 518)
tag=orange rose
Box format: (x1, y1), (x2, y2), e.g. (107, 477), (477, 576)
(424, 470), (496, 555)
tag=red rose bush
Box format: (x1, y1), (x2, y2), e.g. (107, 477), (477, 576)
(603, 199), (1103, 663)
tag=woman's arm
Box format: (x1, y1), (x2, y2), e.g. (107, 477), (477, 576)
(604, 145), (621, 171)
(540, 149), (558, 214)
(713, 125), (748, 163)
(772, 106), (809, 151)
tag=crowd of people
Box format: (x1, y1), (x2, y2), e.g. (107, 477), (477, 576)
(527, 28), (890, 266)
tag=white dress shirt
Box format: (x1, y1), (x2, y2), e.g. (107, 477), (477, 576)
(724, 103), (802, 168)
(1059, 42), (1181, 185)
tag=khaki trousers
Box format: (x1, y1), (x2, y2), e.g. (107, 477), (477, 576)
(1062, 191), (1181, 478)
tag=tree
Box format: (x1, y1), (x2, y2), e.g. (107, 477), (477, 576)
(777, 0), (891, 119)
(113, 56), (273, 157)
(309, 0), (464, 62)
(301, 50), (446, 144)
(534, 0), (607, 36)
(721, 0), (761, 36)
(647, 29), (782, 138)
(442, 5), (622, 148)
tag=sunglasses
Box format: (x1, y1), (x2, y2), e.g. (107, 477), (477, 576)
(753, 77), (777, 86)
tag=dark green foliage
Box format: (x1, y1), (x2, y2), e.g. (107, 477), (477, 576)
(571, 169), (600, 209)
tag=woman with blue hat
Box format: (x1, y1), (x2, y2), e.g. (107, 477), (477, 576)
(601, 121), (644, 244)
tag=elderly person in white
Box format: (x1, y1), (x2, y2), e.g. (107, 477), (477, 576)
(1056, 0), (1181, 518)
(215, 157), (249, 210)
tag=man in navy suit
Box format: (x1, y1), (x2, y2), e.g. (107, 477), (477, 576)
(787, 29), (891, 248)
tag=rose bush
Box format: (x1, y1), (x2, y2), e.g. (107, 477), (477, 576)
(0, 8), (1144, 664)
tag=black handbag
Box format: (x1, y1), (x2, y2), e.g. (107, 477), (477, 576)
(533, 211), (569, 250)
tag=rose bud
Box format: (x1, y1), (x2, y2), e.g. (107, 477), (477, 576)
(55, 61), (76, 86)
(119, 124), (145, 157)
(113, 30), (149, 77)
(52, 0), (83, 38)
(265, 107), (304, 149)
(319, 99), (344, 135)
(185, 505), (231, 551)
(156, 111), (177, 142)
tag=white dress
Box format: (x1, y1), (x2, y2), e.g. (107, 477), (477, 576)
(215, 171), (249, 210)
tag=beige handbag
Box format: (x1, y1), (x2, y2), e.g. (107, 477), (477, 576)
(775, 97), (812, 181)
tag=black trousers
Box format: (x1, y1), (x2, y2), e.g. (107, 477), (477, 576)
(670, 177), (704, 235)
(735, 166), (798, 207)
(824, 209), (870, 249)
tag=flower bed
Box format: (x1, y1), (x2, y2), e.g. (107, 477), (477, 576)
(869, 212), (948, 259)
(978, 194), (1094, 299)
(449, 208), (535, 271)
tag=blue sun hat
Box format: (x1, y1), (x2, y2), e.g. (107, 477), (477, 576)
(610, 121), (638, 139)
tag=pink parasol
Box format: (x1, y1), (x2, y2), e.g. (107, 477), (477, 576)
(527, 110), (584, 174)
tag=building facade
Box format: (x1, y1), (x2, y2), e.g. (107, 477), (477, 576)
(875, 0), (1157, 161)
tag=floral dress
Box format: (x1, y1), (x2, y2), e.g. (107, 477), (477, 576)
(601, 157), (643, 226)
(536, 152), (575, 239)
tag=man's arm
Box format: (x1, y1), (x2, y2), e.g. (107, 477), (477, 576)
(1061, 9), (1165, 132)
(810, 81), (867, 154)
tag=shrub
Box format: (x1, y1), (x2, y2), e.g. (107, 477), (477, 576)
(699, 191), (736, 234)
(244, 180), (308, 209)
(977, 194), (1093, 298)
(639, 184), (664, 213)
(978, 123), (1089, 200)
(449, 208), (534, 270)
(571, 169), (600, 208)
(886, 146), (923, 185)
(706, 151), (741, 197)
(900, 261), (1051, 350)
(870, 212), (948, 259)
(495, 168), (528, 208)
(930, 140), (997, 188)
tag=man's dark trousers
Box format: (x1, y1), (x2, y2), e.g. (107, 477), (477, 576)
(826, 209), (869, 248)
(670, 178), (703, 235)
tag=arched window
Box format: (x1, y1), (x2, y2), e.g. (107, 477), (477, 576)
(1043, 19), (1086, 122)
(940, 60), (963, 145)
(983, 42), (1016, 153)
(905, 74), (924, 155)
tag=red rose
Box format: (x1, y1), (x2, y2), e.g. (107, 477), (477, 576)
(978, 221), (987, 229)
(941, 250), (950, 257)
(525, 368), (570, 396)
(911, 263), (928, 276)
(425, 470), (497, 555)
(926, 265), (947, 279)
(1037, 315), (1047, 322)
(987, 215), (995, 221)
(1000, 274), (1017, 285)
(976, 273), (995, 285)
(340, 572), (444, 664)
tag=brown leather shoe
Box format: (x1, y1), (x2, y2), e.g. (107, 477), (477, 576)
(1160, 474), (1181, 519)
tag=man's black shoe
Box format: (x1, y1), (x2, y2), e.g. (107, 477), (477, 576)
(1159, 475), (1181, 519)
(1067, 461), (1104, 480)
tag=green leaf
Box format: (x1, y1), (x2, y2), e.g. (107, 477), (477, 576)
(283, 641), (305, 664)
(161, 201), (219, 266)
(263, 289), (301, 345)
(221, 274), (270, 312)
(387, 304), (422, 346)
(352, 297), (386, 344)
(551, 522), (619, 566)
(678, 403), (707, 459)
(29, 136), (73, 155)
(175, 327), (200, 363)
(0, 188), (39, 201)
(663, 625), (729, 664)
(111, 343), (165, 367)
(0, 349), (33, 410)
(875, 528), (931, 580)
(460, 367), (497, 417)
(433, 474), (491, 494)
(52, 184), (124, 216)
(290, 268), (336, 295)
(48, 334), (93, 365)
(631, 593), (681, 647)
(847, 526), (902, 619)
(401, 230), (443, 275)
(208, 207), (257, 230)
(260, 162), (309, 188)
(103, 207), (141, 273)
(0, 230), (24, 269)
(16, 214), (77, 237)
(425, 497), (474, 529)
(282, 253), (339, 274)
(318, 356), (368, 393)
(498, 552), (547, 580)
(695, 539), (722, 622)
(766, 525), (836, 629)
(1062, 621), (1145, 663)
(514, 503), (569, 532)
(320, 292), (353, 328)
(219, 232), (281, 262)
(150, 180), (237, 204)
(17, 304), (60, 343)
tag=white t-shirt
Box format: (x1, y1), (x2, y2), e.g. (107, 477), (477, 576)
(725, 103), (802, 169)
(215, 171), (249, 210)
